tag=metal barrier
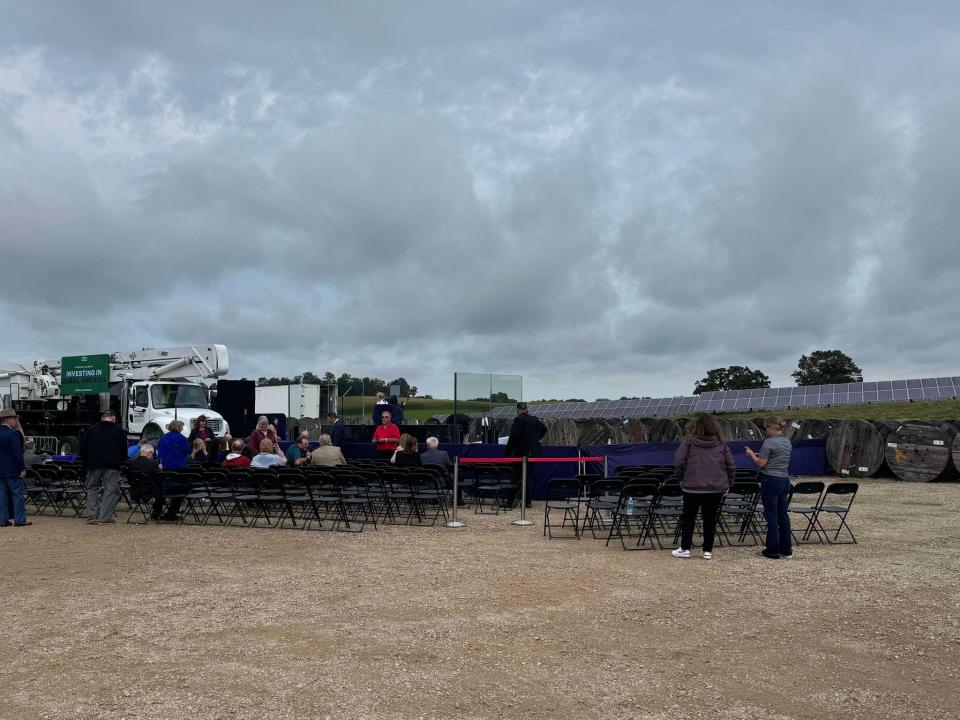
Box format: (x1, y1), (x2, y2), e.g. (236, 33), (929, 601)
(445, 456), (604, 529)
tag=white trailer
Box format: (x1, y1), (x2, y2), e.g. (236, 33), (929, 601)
(255, 383), (336, 418)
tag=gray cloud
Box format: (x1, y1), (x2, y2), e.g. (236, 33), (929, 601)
(2, 2), (960, 400)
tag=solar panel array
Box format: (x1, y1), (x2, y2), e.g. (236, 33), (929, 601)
(490, 376), (960, 419)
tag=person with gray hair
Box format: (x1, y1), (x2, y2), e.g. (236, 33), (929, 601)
(222, 438), (251, 468)
(309, 434), (346, 467)
(421, 437), (452, 473)
(23, 439), (46, 467)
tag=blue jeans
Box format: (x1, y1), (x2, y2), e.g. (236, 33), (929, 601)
(760, 474), (792, 556)
(1, 475), (27, 525)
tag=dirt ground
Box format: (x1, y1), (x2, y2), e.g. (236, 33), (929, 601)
(2, 478), (959, 720)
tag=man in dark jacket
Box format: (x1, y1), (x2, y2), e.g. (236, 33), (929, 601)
(326, 412), (345, 447)
(0, 408), (29, 527)
(79, 409), (128, 524)
(506, 402), (547, 508)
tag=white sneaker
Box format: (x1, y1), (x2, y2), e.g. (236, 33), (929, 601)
(703, 551), (713, 560)
(671, 548), (691, 558)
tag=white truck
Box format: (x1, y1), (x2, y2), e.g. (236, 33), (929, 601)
(0, 344), (231, 454)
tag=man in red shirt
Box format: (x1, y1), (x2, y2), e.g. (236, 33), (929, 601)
(372, 410), (400, 460)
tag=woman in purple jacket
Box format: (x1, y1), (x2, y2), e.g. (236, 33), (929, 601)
(671, 414), (735, 560)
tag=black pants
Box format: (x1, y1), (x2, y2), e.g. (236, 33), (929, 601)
(680, 492), (724, 552)
(150, 478), (183, 520)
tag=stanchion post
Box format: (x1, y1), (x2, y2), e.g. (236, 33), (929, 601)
(512, 456), (533, 526)
(445, 456), (465, 528)
(604, 456), (608, 478)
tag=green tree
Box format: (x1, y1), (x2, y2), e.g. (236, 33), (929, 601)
(387, 377), (417, 398)
(693, 366), (771, 394)
(792, 350), (863, 386)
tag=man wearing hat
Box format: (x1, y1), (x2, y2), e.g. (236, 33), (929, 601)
(0, 408), (30, 527)
(79, 409), (128, 524)
(505, 402), (548, 508)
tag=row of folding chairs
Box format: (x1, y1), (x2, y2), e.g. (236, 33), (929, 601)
(542, 476), (858, 549)
(119, 465), (453, 532)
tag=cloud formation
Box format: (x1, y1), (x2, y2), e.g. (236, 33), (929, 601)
(2, 2), (959, 399)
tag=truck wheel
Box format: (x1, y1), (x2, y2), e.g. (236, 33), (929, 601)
(141, 424), (163, 443)
(59, 436), (80, 455)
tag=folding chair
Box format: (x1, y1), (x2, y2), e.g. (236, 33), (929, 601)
(605, 483), (657, 550)
(543, 478), (582, 539)
(717, 481), (761, 546)
(125, 473), (156, 524)
(648, 483), (685, 549)
(580, 479), (624, 539)
(810, 482), (858, 544)
(787, 481), (826, 544)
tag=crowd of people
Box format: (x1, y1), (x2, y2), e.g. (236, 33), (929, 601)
(3, 402), (796, 562)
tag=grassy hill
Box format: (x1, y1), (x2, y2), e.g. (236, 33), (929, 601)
(339, 396), (960, 423)
(696, 398), (960, 423)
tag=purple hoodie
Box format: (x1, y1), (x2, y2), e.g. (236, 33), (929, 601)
(674, 435), (735, 493)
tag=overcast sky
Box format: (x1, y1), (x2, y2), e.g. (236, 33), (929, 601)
(2, 2), (959, 400)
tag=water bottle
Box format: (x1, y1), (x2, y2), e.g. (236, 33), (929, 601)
(626, 496), (635, 513)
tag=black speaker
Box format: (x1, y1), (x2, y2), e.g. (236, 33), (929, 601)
(214, 380), (256, 439)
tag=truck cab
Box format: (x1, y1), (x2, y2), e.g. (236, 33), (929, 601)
(128, 381), (229, 441)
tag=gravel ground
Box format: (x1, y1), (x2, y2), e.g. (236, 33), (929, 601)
(2, 478), (959, 720)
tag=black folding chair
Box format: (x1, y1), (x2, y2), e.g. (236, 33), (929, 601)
(580, 479), (624, 539)
(543, 478), (582, 539)
(787, 481), (826, 544)
(810, 482), (858, 544)
(605, 483), (657, 550)
(717, 481), (761, 546)
(648, 483), (685, 549)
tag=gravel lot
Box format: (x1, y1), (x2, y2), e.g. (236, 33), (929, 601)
(2, 478), (958, 720)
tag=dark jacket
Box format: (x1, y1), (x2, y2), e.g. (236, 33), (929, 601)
(330, 420), (345, 447)
(0, 424), (25, 477)
(157, 431), (191, 470)
(187, 427), (217, 448)
(394, 451), (421, 467)
(506, 412), (547, 457)
(129, 456), (160, 475)
(674, 435), (735, 493)
(80, 420), (128, 470)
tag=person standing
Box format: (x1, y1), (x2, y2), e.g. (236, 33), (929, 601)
(505, 402), (547, 507)
(187, 415), (218, 458)
(79, 409), (128, 524)
(746, 416), (793, 559)
(0, 408), (30, 527)
(479, 412), (495, 444)
(372, 410), (401, 460)
(326, 412), (345, 447)
(671, 414), (735, 560)
(248, 416), (279, 457)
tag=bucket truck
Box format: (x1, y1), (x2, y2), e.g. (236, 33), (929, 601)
(0, 345), (230, 454)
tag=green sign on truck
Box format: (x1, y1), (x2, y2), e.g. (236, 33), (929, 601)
(60, 354), (110, 395)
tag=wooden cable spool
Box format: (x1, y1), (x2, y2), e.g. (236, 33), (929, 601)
(825, 419), (884, 478)
(783, 418), (835, 440)
(627, 418), (649, 443)
(646, 417), (683, 442)
(883, 421), (958, 482)
(727, 419), (765, 442)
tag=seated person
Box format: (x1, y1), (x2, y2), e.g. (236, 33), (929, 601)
(187, 438), (208, 466)
(420, 436), (452, 475)
(129, 443), (160, 475)
(286, 436), (312, 466)
(309, 434), (346, 467)
(23, 439), (48, 467)
(129, 445), (179, 522)
(251, 438), (287, 468)
(391, 433), (421, 466)
(127, 438), (151, 460)
(222, 439), (251, 468)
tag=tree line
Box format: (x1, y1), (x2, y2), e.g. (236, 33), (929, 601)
(692, 349), (863, 394)
(256, 371), (418, 398)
